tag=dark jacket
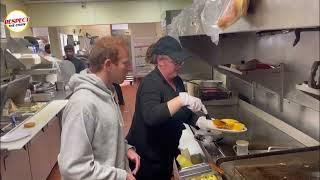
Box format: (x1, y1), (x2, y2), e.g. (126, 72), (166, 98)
(65, 56), (86, 73)
(126, 67), (199, 179)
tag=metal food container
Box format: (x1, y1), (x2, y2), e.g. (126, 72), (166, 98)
(219, 147), (319, 180)
(201, 80), (223, 88)
(179, 163), (215, 180)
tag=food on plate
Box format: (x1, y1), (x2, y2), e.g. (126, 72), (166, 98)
(188, 172), (218, 180)
(221, 119), (238, 126)
(24, 122), (36, 128)
(212, 119), (227, 129)
(232, 122), (245, 131)
(212, 119), (246, 131)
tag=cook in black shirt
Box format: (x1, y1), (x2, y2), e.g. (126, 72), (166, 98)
(127, 36), (213, 180)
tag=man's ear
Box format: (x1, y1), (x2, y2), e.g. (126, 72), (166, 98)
(104, 59), (112, 71)
(157, 57), (165, 66)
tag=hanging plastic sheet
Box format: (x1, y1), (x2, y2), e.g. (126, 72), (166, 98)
(168, 0), (207, 42)
(201, 0), (229, 44)
(201, 0), (250, 44)
(168, 0), (249, 45)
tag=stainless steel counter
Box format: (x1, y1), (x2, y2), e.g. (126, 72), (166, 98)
(0, 99), (68, 150)
(220, 146), (320, 180)
(0, 89), (71, 137)
(197, 107), (306, 163)
(184, 98), (319, 180)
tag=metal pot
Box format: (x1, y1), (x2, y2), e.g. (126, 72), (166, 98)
(201, 80), (223, 88)
(186, 80), (202, 97)
(29, 81), (42, 91)
(30, 82), (56, 93)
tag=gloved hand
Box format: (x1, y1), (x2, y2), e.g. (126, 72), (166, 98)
(179, 92), (207, 113)
(196, 116), (215, 130)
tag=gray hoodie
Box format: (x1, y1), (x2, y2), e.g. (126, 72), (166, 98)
(58, 73), (130, 180)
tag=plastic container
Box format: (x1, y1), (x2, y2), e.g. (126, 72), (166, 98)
(177, 154), (194, 168)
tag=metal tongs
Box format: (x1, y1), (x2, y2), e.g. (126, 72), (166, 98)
(201, 105), (213, 120)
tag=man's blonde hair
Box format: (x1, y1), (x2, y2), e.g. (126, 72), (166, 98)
(89, 36), (127, 73)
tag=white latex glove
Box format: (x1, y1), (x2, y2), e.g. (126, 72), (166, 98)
(196, 116), (215, 130)
(179, 92), (207, 113)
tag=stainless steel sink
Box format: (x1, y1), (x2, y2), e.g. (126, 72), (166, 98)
(0, 102), (46, 136)
(219, 147), (320, 180)
(0, 114), (33, 136)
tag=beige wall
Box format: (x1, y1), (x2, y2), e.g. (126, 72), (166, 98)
(58, 25), (111, 37)
(57, 25), (111, 54)
(32, 27), (49, 37)
(2, 0), (191, 39)
(80, 25), (111, 37)
(129, 23), (158, 38)
(25, 0), (191, 27)
(2, 0), (191, 35)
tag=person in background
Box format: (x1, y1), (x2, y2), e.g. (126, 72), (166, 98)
(42, 43), (56, 58)
(24, 36), (40, 53)
(58, 36), (140, 180)
(44, 44), (51, 55)
(64, 44), (86, 73)
(126, 36), (214, 180)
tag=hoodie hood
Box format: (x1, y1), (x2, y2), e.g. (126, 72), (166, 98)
(68, 73), (114, 102)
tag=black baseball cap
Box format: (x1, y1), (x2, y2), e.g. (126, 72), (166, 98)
(152, 36), (191, 63)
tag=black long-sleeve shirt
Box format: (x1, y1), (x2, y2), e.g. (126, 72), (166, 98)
(126, 67), (199, 178)
(65, 56), (86, 73)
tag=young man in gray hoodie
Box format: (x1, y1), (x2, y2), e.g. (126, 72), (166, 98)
(58, 36), (140, 180)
